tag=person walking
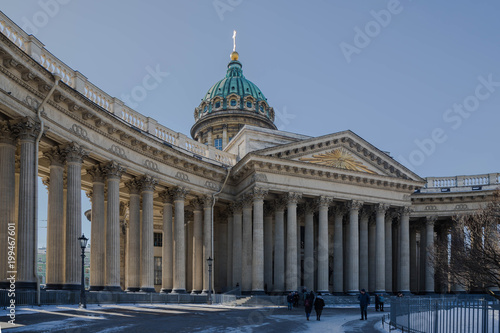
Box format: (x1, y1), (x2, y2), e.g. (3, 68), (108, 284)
(358, 289), (370, 320)
(375, 294), (380, 311)
(314, 292), (325, 321)
(287, 292), (294, 310)
(304, 292), (314, 321)
(379, 294), (385, 312)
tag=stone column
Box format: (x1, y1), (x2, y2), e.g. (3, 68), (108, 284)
(42, 147), (64, 289)
(103, 161), (125, 291)
(347, 200), (363, 295)
(398, 207), (411, 294)
(202, 195), (214, 294)
(191, 199), (203, 294)
(286, 192), (302, 292)
(171, 187), (188, 293)
(368, 217), (376, 292)
(231, 202), (243, 288)
(410, 225), (418, 293)
(241, 195), (253, 294)
(425, 216), (436, 294)
(87, 166), (106, 291)
(385, 212), (394, 294)
(0, 121), (17, 289)
(207, 127), (213, 146)
(252, 187), (268, 294)
(333, 205), (345, 295)
(227, 209), (233, 288)
(15, 118), (40, 289)
(418, 222), (426, 294)
(222, 124), (228, 148)
(375, 204), (387, 294)
(273, 198), (286, 293)
(317, 196), (332, 294)
(359, 209), (369, 291)
(264, 204), (273, 292)
(303, 203), (315, 292)
(159, 191), (173, 293)
(139, 175), (157, 292)
(63, 142), (87, 290)
(124, 178), (141, 291)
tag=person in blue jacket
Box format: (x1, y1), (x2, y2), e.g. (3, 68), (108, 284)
(358, 289), (370, 320)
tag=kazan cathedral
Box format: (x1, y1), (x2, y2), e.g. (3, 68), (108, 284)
(0, 11), (498, 300)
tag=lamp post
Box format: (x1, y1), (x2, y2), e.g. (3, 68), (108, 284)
(78, 234), (88, 309)
(207, 257), (213, 305)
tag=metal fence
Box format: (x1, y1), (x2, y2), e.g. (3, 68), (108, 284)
(387, 295), (500, 333)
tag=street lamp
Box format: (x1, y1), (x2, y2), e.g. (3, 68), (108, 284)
(207, 257), (213, 305)
(78, 234), (88, 309)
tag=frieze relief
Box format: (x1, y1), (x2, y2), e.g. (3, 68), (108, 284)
(205, 180), (219, 191)
(251, 173), (268, 183)
(175, 171), (190, 182)
(69, 124), (88, 140)
(144, 159), (159, 172)
(109, 144), (127, 159)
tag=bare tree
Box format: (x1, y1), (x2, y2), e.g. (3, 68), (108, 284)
(433, 190), (500, 292)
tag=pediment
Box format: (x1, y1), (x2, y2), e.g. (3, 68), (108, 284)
(253, 130), (424, 181)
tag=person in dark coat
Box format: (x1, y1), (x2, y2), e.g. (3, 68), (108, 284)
(293, 291), (299, 308)
(304, 292), (314, 320)
(287, 292), (294, 310)
(375, 294), (380, 311)
(379, 294), (385, 311)
(358, 289), (370, 320)
(314, 292), (326, 321)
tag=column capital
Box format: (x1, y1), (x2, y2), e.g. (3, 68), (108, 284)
(272, 197), (287, 212)
(191, 198), (203, 211)
(347, 200), (363, 211)
(103, 161), (126, 179)
(63, 142), (88, 163)
(43, 146), (65, 167)
(398, 206), (413, 217)
(285, 192), (302, 205)
(85, 190), (93, 199)
(252, 187), (268, 201)
(332, 204), (347, 217)
(169, 186), (188, 201)
(0, 120), (19, 144)
(241, 194), (253, 208)
(158, 190), (173, 204)
(375, 203), (390, 214)
(87, 165), (105, 183)
(264, 202), (274, 216)
(125, 178), (142, 195)
(202, 194), (214, 208)
(360, 207), (371, 220)
(230, 201), (242, 214)
(303, 201), (315, 215)
(316, 196), (333, 208)
(426, 215), (438, 225)
(12, 116), (41, 141)
(138, 174), (158, 192)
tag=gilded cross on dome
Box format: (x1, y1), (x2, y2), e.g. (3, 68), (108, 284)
(299, 148), (376, 174)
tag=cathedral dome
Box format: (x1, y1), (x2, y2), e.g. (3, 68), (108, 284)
(191, 53), (276, 149)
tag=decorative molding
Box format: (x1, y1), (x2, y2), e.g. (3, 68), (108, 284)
(252, 173), (268, 183)
(347, 200), (363, 211)
(102, 160), (126, 179)
(63, 142), (88, 163)
(175, 171), (190, 182)
(144, 159), (159, 172)
(69, 123), (88, 140)
(109, 144), (127, 159)
(299, 147), (376, 174)
(204, 180), (219, 191)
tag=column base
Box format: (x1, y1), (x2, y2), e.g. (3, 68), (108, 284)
(140, 287), (156, 293)
(346, 290), (359, 296)
(317, 290), (330, 295)
(160, 288), (172, 293)
(44, 283), (65, 290)
(170, 288), (186, 294)
(251, 290), (266, 295)
(62, 284), (81, 291)
(103, 286), (123, 292)
(191, 290), (202, 295)
(125, 287), (140, 292)
(14, 282), (37, 290)
(200, 289), (208, 295)
(89, 286), (105, 291)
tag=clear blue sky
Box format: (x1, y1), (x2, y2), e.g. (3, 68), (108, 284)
(2, 1), (499, 246)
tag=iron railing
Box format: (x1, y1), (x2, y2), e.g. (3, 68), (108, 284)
(386, 295), (500, 333)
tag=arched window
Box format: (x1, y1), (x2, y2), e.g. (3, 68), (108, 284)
(246, 101), (252, 108)
(215, 101), (221, 109)
(230, 99), (237, 107)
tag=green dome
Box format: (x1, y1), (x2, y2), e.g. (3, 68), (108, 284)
(202, 60), (267, 103)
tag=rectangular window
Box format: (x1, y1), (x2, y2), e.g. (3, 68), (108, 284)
(214, 138), (223, 150)
(154, 256), (162, 285)
(154, 232), (163, 247)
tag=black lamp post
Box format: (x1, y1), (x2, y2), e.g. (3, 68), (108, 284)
(78, 234), (88, 309)
(207, 257), (213, 305)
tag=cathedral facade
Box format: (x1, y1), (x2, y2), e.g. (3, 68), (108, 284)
(0, 11), (498, 297)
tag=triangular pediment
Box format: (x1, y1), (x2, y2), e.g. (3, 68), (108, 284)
(253, 130), (424, 181)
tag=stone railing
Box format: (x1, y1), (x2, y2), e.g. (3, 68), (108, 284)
(425, 173), (500, 189)
(0, 10), (236, 166)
